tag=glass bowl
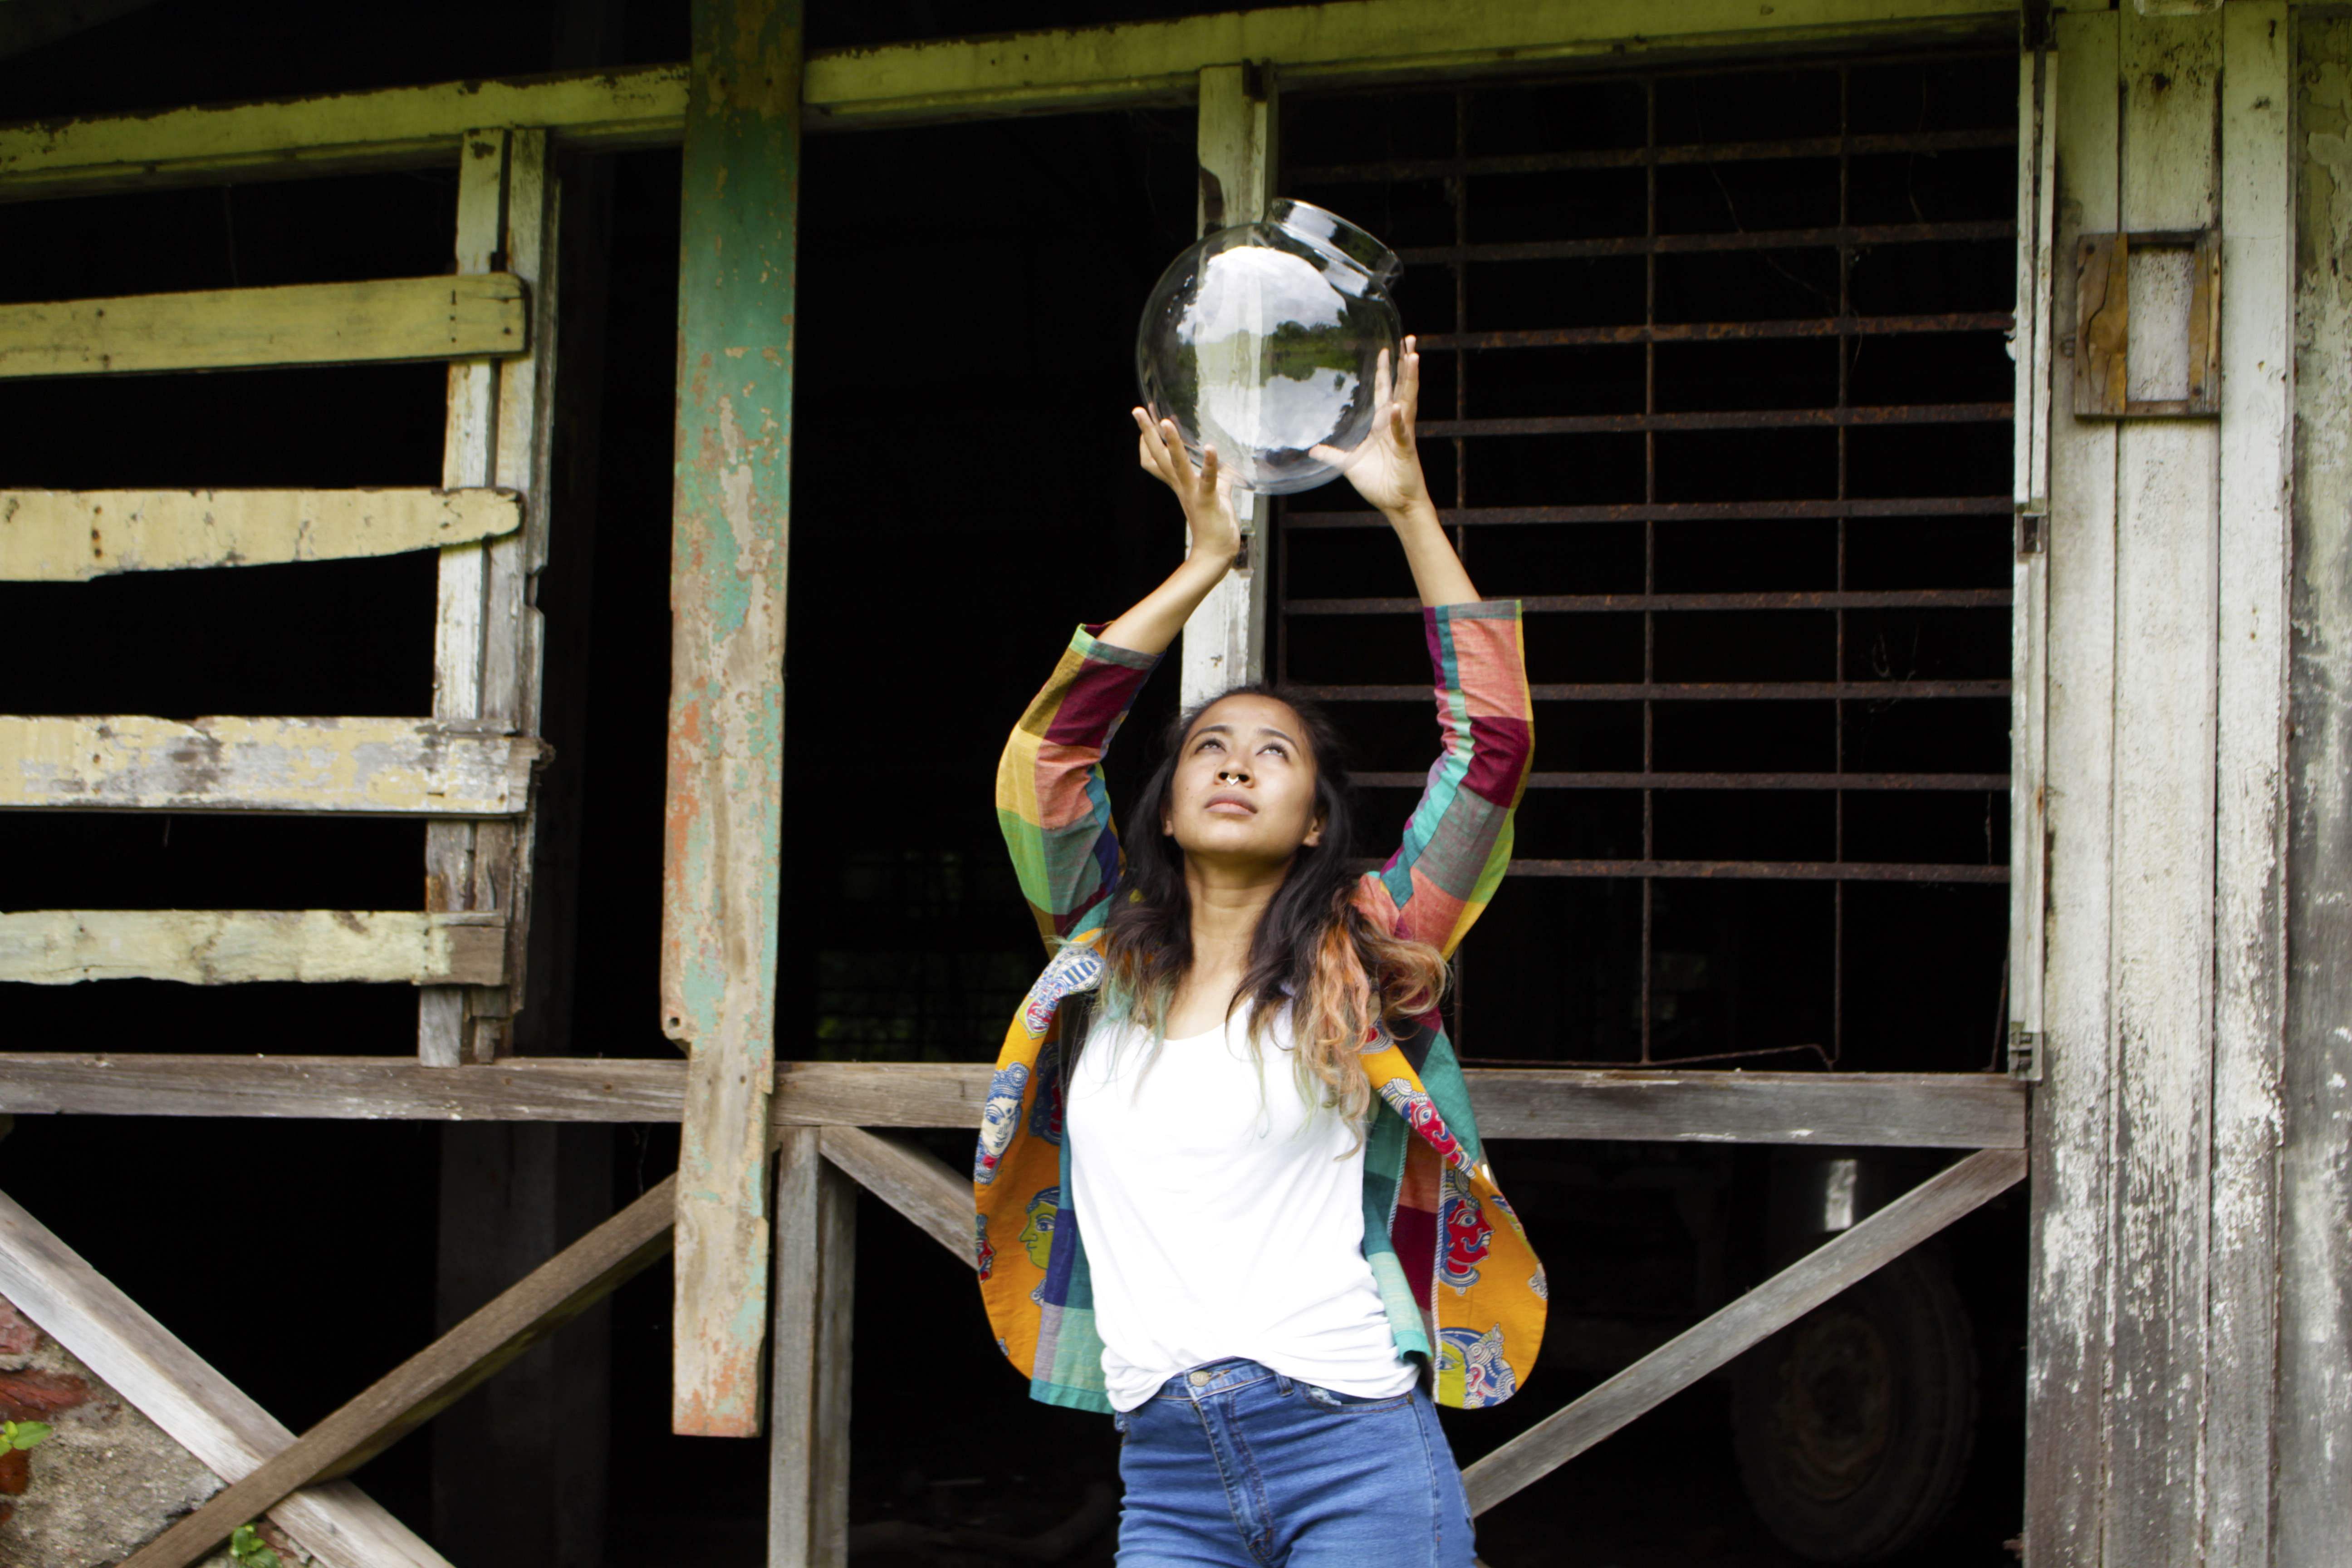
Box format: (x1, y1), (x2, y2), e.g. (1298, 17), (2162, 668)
(1135, 198), (1404, 496)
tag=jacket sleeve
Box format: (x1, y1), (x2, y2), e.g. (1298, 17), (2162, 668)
(996, 625), (1161, 950)
(1355, 599), (1534, 959)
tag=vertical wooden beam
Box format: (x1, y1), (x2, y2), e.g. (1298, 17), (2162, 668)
(2028, 15), (2120, 1566)
(767, 1127), (854, 1568)
(1179, 61), (1276, 710)
(2205, 9), (2290, 1566)
(2106, 10), (2221, 1566)
(2280, 14), (2352, 1559)
(2008, 44), (2055, 1081)
(422, 128), (557, 1066)
(664, 0), (802, 1436)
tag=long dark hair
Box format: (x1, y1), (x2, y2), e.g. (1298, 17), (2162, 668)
(1074, 683), (1446, 1121)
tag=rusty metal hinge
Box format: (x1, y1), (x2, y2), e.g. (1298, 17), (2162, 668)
(2008, 1022), (2044, 1083)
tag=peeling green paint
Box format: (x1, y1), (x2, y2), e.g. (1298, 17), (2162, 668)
(663, 0), (800, 1440)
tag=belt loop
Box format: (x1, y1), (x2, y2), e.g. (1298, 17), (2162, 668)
(1274, 1372), (1293, 1396)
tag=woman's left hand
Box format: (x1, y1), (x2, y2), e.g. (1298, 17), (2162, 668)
(1318, 335), (1434, 521)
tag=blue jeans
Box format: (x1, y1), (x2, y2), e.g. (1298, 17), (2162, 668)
(1111, 1359), (1477, 1568)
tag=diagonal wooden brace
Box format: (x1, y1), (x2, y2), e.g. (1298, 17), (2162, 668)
(0, 1189), (450, 1568)
(1462, 1147), (2028, 1516)
(818, 1126), (972, 1264)
(119, 1175), (678, 1568)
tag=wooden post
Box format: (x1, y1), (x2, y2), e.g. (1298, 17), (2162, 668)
(768, 1127), (853, 1568)
(2279, 13), (2352, 1560)
(422, 127), (558, 1067)
(1179, 62), (1276, 710)
(664, 0), (802, 1436)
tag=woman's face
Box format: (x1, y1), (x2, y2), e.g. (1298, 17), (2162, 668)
(1162, 694), (1323, 868)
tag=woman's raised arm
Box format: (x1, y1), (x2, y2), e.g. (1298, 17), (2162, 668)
(1330, 338), (1535, 959)
(994, 415), (1242, 950)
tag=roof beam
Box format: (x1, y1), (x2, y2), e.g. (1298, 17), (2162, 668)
(0, 0), (2015, 200)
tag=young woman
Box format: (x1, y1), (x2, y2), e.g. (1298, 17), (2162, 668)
(975, 339), (1544, 1568)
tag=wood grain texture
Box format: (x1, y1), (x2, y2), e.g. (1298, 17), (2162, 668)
(0, 715), (538, 814)
(0, 487), (518, 581)
(769, 1127), (853, 1568)
(0, 910), (505, 986)
(0, 1056), (2025, 1148)
(2029, 22), (2122, 1563)
(118, 1176), (676, 1568)
(0, 64), (687, 199)
(2009, 47), (2056, 1075)
(0, 1187), (453, 1568)
(818, 1125), (973, 1262)
(2106, 14), (2221, 1563)
(1462, 1148), (2027, 1516)
(665, 0), (802, 1438)
(1177, 62), (1274, 712)
(2205, 10), (2290, 1564)
(0, 274), (524, 379)
(2278, 16), (2352, 1559)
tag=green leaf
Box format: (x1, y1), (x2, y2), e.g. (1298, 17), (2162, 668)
(5, 1421), (50, 1451)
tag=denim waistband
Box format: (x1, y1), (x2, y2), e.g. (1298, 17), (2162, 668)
(1151, 1357), (1279, 1401)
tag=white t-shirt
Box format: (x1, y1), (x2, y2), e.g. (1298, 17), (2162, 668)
(1064, 1003), (1419, 1412)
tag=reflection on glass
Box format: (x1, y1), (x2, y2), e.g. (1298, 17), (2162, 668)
(1136, 198), (1404, 495)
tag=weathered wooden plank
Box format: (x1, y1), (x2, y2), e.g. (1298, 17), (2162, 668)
(0, 274), (524, 380)
(2278, 15), (2352, 1560)
(118, 1176), (677, 1568)
(0, 0), (2018, 200)
(818, 1125), (971, 1263)
(665, 0), (801, 1439)
(422, 127), (559, 1067)
(2205, 10), (2290, 1565)
(0, 1055), (2026, 1146)
(0, 1187), (454, 1568)
(1177, 62), (1275, 712)
(2008, 45), (2054, 1081)
(769, 1127), (853, 1568)
(2105, 13), (2221, 1565)
(0, 910), (505, 986)
(0, 488), (518, 582)
(1462, 1147), (2027, 1516)
(794, 0), (2014, 128)
(0, 715), (538, 814)
(2027, 18), (2122, 1567)
(0, 64), (687, 199)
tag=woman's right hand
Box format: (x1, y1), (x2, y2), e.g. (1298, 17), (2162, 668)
(1133, 408), (1243, 569)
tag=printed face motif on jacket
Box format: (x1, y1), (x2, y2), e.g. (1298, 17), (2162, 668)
(1378, 1076), (1465, 1168)
(1436, 1324), (1517, 1410)
(974, 1213), (996, 1281)
(1438, 1170), (1492, 1292)
(1019, 1186), (1060, 1269)
(975, 1061), (1030, 1185)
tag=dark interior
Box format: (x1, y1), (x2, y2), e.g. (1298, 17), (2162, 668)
(0, 6), (2024, 1564)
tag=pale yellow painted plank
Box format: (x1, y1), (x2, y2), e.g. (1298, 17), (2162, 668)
(0, 911), (506, 985)
(0, 64), (688, 198)
(0, 274), (526, 380)
(0, 716), (539, 814)
(0, 488), (519, 581)
(0, 0), (2015, 196)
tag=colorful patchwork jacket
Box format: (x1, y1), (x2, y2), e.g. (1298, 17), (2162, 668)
(975, 599), (1544, 1414)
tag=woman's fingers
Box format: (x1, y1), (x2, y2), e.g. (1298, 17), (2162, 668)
(1199, 442), (1221, 493)
(1397, 335), (1420, 423)
(1371, 346), (1393, 412)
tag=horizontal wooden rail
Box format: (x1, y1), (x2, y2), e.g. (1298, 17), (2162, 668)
(120, 1176), (678, 1568)
(0, 274), (524, 378)
(0, 1057), (2028, 1148)
(0, 1187), (453, 1568)
(0, 0), (2013, 197)
(0, 715), (541, 814)
(1460, 1147), (2028, 1514)
(0, 911), (505, 986)
(0, 487), (519, 581)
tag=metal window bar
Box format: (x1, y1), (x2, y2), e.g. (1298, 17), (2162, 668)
(1277, 59), (2017, 1069)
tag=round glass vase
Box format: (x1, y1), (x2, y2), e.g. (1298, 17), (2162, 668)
(1134, 198), (1404, 496)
